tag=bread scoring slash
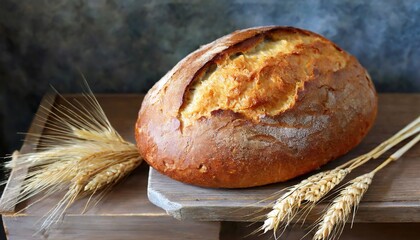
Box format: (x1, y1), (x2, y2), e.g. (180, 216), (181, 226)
(135, 26), (377, 188)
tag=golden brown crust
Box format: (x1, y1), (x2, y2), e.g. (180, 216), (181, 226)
(135, 26), (377, 188)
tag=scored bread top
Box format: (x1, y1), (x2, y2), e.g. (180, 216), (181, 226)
(180, 30), (348, 126)
(136, 26), (377, 188)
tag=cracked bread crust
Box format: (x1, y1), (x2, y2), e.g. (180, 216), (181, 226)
(135, 26), (377, 188)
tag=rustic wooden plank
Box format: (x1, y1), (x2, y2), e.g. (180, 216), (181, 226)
(3, 216), (220, 240)
(0, 94), (57, 213)
(2, 94), (221, 240)
(219, 222), (420, 240)
(148, 94), (420, 222)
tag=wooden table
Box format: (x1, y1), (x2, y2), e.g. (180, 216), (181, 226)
(1, 94), (419, 239)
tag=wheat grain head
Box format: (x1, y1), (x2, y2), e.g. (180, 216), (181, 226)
(261, 168), (349, 236)
(313, 172), (374, 240)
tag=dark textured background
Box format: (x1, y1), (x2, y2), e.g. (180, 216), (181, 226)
(0, 0), (419, 157)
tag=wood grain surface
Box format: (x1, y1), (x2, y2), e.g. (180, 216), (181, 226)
(0, 94), (57, 213)
(219, 222), (420, 240)
(148, 94), (420, 222)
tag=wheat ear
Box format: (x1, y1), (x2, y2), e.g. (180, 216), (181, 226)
(2, 81), (143, 233)
(84, 152), (141, 192)
(261, 169), (349, 234)
(313, 173), (373, 240)
(313, 133), (420, 240)
(261, 116), (419, 236)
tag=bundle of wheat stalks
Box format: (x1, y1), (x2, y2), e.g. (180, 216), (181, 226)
(3, 85), (142, 231)
(261, 116), (420, 240)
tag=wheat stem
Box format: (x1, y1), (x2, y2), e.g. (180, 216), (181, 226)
(371, 117), (420, 159)
(372, 133), (420, 174)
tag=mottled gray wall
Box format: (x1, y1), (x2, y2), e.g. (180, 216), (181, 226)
(1, 0), (419, 155)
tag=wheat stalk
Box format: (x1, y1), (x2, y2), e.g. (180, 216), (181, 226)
(84, 151), (141, 192)
(261, 169), (349, 235)
(303, 169), (349, 203)
(261, 116), (420, 237)
(3, 81), (143, 232)
(312, 133), (420, 240)
(261, 181), (306, 234)
(313, 172), (374, 240)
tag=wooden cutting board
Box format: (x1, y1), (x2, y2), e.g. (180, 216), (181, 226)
(148, 94), (420, 222)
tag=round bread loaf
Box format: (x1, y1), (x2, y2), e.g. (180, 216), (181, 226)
(135, 26), (377, 188)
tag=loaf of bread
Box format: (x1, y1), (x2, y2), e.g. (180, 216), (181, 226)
(135, 26), (377, 188)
